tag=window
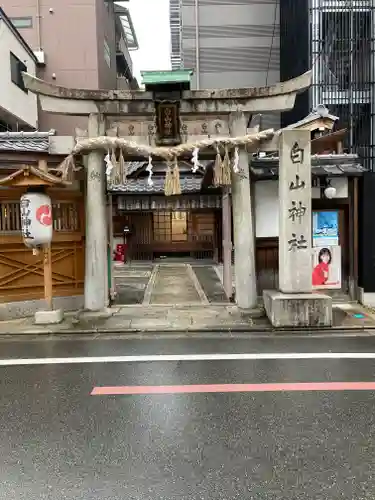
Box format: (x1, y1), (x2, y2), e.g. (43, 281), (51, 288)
(0, 201), (80, 232)
(53, 203), (80, 232)
(9, 17), (32, 29)
(153, 211), (171, 241)
(0, 202), (21, 232)
(171, 211), (187, 241)
(320, 11), (372, 91)
(153, 211), (188, 242)
(10, 52), (27, 92)
(104, 39), (111, 67)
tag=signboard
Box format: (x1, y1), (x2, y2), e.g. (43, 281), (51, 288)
(312, 245), (341, 289)
(313, 211), (339, 247)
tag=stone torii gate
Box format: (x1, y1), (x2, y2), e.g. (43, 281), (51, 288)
(22, 70), (311, 312)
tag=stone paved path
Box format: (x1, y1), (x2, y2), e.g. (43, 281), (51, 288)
(150, 265), (204, 304)
(192, 265), (229, 303)
(113, 263), (231, 306)
(113, 265), (153, 305)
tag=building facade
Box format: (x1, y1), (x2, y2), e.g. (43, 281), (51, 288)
(280, 0), (375, 171)
(169, 0), (280, 90)
(169, 0), (280, 129)
(109, 160), (223, 263)
(0, 8), (38, 132)
(171, 0), (375, 169)
(0, 0), (138, 134)
(278, 0), (375, 303)
(168, 1), (369, 302)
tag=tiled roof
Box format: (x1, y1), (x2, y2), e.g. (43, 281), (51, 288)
(123, 160), (211, 177)
(126, 161), (147, 175)
(0, 130), (55, 153)
(141, 69), (193, 85)
(0, 138), (49, 152)
(250, 153), (366, 178)
(108, 175), (203, 193)
(283, 106), (339, 130)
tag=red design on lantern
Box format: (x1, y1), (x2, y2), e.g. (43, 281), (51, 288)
(36, 204), (52, 226)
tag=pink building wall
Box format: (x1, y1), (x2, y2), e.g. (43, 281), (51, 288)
(1, 0), (120, 134)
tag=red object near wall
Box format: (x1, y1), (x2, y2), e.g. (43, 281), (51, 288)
(114, 244), (127, 262)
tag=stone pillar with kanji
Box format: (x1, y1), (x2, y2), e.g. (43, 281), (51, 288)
(279, 130), (312, 293)
(263, 129), (333, 327)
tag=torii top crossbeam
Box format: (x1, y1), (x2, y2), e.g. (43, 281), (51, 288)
(22, 71), (312, 116)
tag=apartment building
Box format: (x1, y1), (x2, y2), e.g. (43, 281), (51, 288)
(281, 0), (375, 171)
(1, 0), (138, 134)
(169, 0), (280, 90)
(0, 8), (38, 131)
(170, 0), (280, 128)
(170, 0), (375, 168)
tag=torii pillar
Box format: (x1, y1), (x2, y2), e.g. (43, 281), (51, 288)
(230, 112), (257, 309)
(22, 70), (312, 312)
(84, 113), (108, 311)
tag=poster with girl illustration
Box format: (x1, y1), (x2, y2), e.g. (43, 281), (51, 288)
(312, 246), (341, 289)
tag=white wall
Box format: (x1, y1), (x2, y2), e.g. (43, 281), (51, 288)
(255, 180), (279, 238)
(0, 19), (38, 128)
(255, 178), (348, 238)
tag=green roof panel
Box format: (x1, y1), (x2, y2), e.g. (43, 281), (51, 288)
(141, 69), (194, 85)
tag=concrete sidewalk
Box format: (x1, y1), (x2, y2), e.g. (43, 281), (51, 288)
(0, 305), (260, 336)
(1, 302), (375, 336)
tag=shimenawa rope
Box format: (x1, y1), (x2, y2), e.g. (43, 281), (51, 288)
(56, 128), (275, 195)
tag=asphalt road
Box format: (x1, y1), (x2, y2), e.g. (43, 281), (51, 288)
(1, 334), (375, 499)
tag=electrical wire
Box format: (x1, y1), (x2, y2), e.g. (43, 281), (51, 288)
(265, 0), (279, 87)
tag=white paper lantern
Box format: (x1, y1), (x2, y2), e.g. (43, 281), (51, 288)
(20, 192), (53, 247)
(324, 186), (337, 199)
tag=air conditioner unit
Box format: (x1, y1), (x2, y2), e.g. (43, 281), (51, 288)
(34, 50), (46, 66)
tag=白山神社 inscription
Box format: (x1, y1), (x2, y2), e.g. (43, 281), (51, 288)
(279, 130), (312, 293)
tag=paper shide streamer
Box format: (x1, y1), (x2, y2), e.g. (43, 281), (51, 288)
(57, 129), (275, 195)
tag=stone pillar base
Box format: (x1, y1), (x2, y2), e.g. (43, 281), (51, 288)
(263, 290), (332, 328)
(34, 309), (64, 325)
(358, 288), (375, 308)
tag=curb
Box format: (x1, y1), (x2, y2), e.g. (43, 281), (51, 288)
(0, 324), (375, 337)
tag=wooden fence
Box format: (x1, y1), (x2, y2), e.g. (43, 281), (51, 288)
(0, 189), (84, 303)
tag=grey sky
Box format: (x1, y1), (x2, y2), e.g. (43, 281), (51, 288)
(118, 0), (172, 84)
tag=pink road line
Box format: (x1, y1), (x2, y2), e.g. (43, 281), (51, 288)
(91, 381), (375, 396)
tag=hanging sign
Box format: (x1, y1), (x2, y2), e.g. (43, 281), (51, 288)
(155, 101), (181, 146)
(312, 211), (339, 247)
(20, 192), (53, 247)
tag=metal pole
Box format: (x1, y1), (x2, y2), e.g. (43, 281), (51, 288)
(36, 0), (42, 50)
(194, 0), (200, 89)
(222, 187), (232, 299)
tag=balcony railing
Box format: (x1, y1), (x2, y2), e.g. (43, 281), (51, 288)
(116, 36), (133, 74)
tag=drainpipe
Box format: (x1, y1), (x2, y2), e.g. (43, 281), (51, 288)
(36, 0), (42, 50)
(194, 0), (200, 89)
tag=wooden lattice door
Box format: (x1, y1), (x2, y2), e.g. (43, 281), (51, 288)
(0, 192), (85, 303)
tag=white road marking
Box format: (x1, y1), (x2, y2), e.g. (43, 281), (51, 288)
(0, 352), (375, 366)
